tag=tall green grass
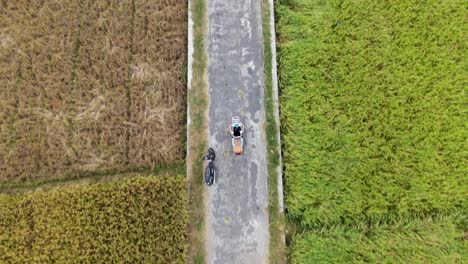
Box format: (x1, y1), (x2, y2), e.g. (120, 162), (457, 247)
(277, 0), (467, 228)
(291, 214), (467, 264)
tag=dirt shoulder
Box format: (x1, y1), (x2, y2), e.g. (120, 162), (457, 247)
(186, 0), (210, 263)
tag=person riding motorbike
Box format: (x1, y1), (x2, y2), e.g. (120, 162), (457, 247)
(230, 117), (245, 155)
(202, 148), (216, 185)
(230, 120), (244, 138)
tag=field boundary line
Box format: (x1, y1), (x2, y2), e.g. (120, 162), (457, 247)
(0, 169), (148, 192)
(0, 162), (185, 194)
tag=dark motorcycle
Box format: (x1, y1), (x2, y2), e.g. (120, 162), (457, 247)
(202, 148), (216, 186)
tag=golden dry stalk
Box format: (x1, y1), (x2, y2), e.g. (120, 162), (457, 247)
(0, 0), (187, 182)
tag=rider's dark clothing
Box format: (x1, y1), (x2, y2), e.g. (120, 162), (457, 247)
(233, 126), (241, 137)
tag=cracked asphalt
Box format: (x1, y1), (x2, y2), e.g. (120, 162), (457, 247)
(205, 0), (269, 263)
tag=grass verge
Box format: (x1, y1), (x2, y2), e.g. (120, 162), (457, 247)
(261, 0), (286, 263)
(187, 0), (209, 263)
(0, 161), (185, 194)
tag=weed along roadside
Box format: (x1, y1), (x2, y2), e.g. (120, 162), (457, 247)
(261, 0), (286, 263)
(186, 0), (209, 263)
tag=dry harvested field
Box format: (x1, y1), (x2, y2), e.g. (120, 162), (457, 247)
(0, 0), (187, 183)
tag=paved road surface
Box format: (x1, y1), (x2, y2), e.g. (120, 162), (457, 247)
(205, 0), (269, 263)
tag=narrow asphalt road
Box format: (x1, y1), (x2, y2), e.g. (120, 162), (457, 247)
(205, 0), (269, 263)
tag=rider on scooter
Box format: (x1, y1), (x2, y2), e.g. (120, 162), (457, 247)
(230, 118), (244, 138)
(230, 116), (245, 155)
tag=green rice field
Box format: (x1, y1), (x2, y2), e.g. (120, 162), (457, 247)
(291, 215), (467, 263)
(276, 0), (467, 261)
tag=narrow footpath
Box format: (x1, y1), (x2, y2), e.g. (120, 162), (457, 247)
(205, 0), (270, 263)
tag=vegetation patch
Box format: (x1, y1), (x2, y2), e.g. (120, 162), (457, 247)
(291, 215), (467, 264)
(276, 0), (466, 227)
(261, 0), (286, 263)
(186, 0), (209, 263)
(0, 0), (187, 183)
(0, 161), (185, 193)
(276, 0), (467, 261)
(0, 176), (188, 263)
